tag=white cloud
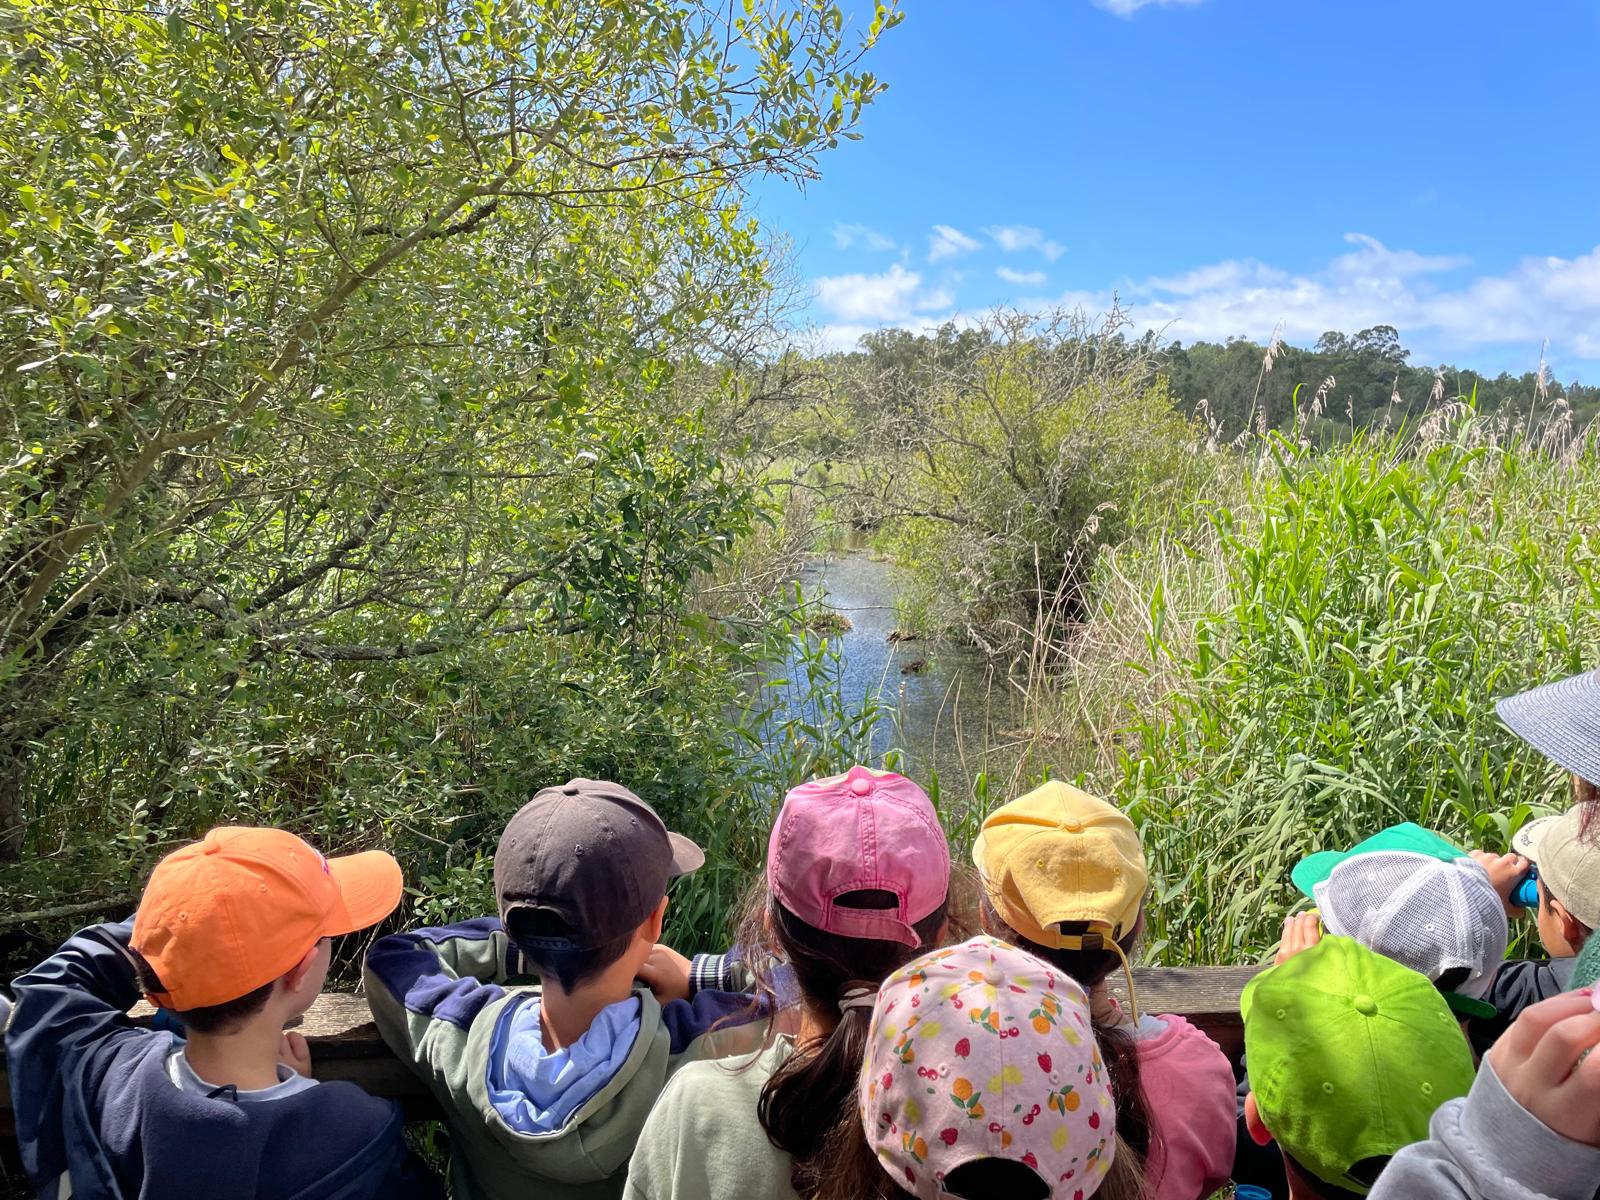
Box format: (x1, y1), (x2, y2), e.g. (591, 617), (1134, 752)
(1048, 234), (1600, 366)
(807, 232), (1600, 371)
(1092, 0), (1205, 15)
(928, 224), (982, 262)
(1330, 233), (1469, 280)
(1145, 260), (1288, 297)
(813, 263), (954, 325)
(832, 222), (897, 252)
(997, 266), (1048, 287)
(985, 225), (1066, 261)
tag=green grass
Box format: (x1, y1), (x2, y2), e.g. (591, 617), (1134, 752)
(1098, 419), (1600, 964)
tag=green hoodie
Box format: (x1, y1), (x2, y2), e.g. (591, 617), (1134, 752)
(364, 918), (769, 1200)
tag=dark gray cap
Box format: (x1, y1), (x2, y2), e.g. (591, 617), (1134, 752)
(1496, 667), (1600, 787)
(494, 779), (704, 950)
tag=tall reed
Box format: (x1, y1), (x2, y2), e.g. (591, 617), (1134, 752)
(1102, 415), (1600, 962)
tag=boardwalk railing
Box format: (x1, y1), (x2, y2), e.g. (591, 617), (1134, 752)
(0, 965), (1263, 1134)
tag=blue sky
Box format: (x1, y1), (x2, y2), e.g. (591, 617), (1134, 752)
(752, 0), (1600, 378)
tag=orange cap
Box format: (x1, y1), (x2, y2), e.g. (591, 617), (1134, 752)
(131, 827), (403, 1011)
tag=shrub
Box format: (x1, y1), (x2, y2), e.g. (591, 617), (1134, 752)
(861, 311), (1212, 651)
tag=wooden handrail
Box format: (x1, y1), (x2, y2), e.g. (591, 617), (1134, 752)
(0, 965), (1262, 1134)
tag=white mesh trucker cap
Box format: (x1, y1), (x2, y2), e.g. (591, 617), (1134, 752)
(1313, 850), (1508, 1004)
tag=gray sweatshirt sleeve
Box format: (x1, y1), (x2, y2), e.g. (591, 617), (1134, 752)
(1371, 1056), (1600, 1200)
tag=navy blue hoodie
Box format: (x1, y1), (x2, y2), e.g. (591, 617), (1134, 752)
(4, 920), (441, 1200)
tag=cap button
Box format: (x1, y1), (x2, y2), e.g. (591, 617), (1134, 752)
(1062, 820), (1083, 833)
(201, 840), (222, 855)
(850, 776), (873, 797)
(983, 965), (1005, 986)
(1353, 993), (1378, 1016)
(563, 785), (580, 796)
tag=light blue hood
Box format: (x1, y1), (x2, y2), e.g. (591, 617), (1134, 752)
(486, 994), (642, 1134)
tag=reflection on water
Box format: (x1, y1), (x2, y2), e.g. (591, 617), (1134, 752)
(782, 551), (1052, 794)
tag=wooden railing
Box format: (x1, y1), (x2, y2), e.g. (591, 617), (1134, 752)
(0, 965), (1262, 1134)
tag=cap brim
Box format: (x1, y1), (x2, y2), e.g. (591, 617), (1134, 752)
(1511, 816), (1557, 862)
(324, 850), (405, 936)
(667, 831), (705, 877)
(1291, 850), (1345, 898)
(1442, 991), (1497, 1021)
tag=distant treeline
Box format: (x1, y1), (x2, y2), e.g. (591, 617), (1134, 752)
(1164, 326), (1600, 441)
(834, 322), (1599, 443)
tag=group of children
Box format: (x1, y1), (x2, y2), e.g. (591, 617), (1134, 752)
(5, 668), (1600, 1200)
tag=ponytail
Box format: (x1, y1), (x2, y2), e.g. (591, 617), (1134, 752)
(977, 894), (1157, 1166)
(742, 890), (951, 1200)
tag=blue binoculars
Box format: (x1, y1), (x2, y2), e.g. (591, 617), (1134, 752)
(1510, 866), (1540, 909)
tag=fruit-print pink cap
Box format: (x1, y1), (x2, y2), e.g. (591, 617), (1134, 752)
(767, 766), (951, 948)
(859, 935), (1119, 1199)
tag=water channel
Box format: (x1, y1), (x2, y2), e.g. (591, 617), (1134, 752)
(782, 551), (1067, 795)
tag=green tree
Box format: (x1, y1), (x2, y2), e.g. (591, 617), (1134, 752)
(843, 309), (1208, 648)
(0, 0), (899, 860)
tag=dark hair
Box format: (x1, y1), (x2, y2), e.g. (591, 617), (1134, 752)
(1536, 875), (1594, 938)
(1574, 773), (1598, 841)
(504, 907), (637, 992)
(875, 1140), (1147, 1200)
(1434, 966), (1470, 994)
(744, 886), (950, 1200)
(129, 948), (276, 1035)
(1282, 1151), (1388, 1199)
(978, 895), (1156, 1166)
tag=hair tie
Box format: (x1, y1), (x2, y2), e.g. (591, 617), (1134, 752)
(837, 982), (879, 1014)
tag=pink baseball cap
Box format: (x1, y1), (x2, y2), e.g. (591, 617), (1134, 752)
(767, 766), (951, 947)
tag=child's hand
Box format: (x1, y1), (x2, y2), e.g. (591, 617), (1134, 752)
(1485, 990), (1600, 1148)
(636, 944), (692, 1004)
(1470, 849), (1530, 918)
(278, 1030), (313, 1079)
(1274, 911), (1323, 964)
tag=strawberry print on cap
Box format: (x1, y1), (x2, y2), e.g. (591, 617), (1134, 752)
(857, 935), (1118, 1198)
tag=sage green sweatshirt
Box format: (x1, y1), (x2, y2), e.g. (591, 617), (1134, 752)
(364, 918), (769, 1200)
(624, 1035), (800, 1200)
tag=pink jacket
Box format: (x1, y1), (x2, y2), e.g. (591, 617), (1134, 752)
(1133, 1014), (1237, 1200)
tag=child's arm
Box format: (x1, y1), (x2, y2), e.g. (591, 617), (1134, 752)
(1372, 992), (1600, 1200)
(5, 920), (149, 1187)
(361, 919), (510, 1109)
(636, 944), (756, 1003)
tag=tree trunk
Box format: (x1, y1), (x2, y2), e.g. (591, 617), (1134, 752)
(0, 740), (24, 861)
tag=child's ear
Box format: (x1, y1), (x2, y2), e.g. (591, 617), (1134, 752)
(283, 942), (323, 993)
(641, 895), (668, 944)
(1551, 896), (1587, 946)
(1243, 1092), (1274, 1147)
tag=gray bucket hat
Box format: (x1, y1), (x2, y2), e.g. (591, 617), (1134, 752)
(1496, 667), (1600, 787)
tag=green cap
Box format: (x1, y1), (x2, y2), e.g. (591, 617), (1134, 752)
(1290, 822), (1464, 898)
(1242, 936), (1475, 1195)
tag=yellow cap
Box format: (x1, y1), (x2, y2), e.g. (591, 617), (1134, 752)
(972, 781), (1148, 947)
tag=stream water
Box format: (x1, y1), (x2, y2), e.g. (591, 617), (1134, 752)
(784, 551), (1037, 791)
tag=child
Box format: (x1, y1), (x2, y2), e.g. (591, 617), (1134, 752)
(625, 766), (952, 1200)
(1468, 804), (1597, 1052)
(1292, 839), (1509, 1020)
(364, 778), (767, 1200)
(5, 826), (436, 1200)
(858, 935), (1145, 1200)
(1369, 989), (1600, 1199)
(1493, 665), (1600, 993)
(973, 780), (1235, 1200)
(1241, 935), (1476, 1199)
(1233, 827), (1507, 1196)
